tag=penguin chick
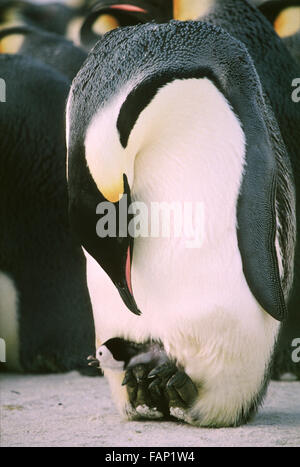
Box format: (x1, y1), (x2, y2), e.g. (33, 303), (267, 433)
(88, 338), (146, 371)
(88, 338), (167, 372)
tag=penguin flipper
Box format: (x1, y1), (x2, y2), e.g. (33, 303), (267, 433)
(230, 84), (295, 323)
(236, 124), (287, 322)
(205, 36), (295, 323)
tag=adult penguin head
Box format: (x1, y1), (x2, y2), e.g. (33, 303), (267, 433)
(0, 25), (87, 80)
(79, 0), (173, 49)
(0, 0), (83, 37)
(66, 104), (141, 315)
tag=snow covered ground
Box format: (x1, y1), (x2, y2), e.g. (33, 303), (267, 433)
(0, 372), (299, 447)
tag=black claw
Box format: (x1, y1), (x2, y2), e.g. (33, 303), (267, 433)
(148, 379), (162, 399)
(122, 369), (138, 405)
(132, 364), (148, 383)
(167, 371), (198, 406)
(167, 371), (188, 389)
(148, 363), (176, 380)
(122, 371), (133, 386)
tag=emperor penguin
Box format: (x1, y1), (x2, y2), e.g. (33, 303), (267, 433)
(67, 21), (296, 426)
(79, 0), (173, 50)
(175, 0), (300, 381)
(0, 25), (87, 81)
(0, 54), (95, 373)
(0, 1), (84, 38)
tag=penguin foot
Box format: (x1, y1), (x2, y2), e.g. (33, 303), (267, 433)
(148, 363), (198, 421)
(122, 363), (165, 419)
(121, 349), (198, 421)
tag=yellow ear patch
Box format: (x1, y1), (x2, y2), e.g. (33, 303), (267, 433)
(0, 34), (25, 54)
(274, 7), (300, 37)
(92, 14), (120, 35)
(66, 16), (84, 45)
(98, 176), (124, 203)
(173, 0), (214, 20)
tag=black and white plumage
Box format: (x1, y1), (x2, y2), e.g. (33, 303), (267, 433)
(88, 338), (167, 371)
(67, 15), (297, 427)
(88, 338), (148, 371)
(0, 54), (95, 373)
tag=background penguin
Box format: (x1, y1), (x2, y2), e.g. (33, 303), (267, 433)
(0, 25), (87, 80)
(258, 0), (300, 37)
(0, 54), (95, 373)
(0, 0), (85, 38)
(184, 0), (300, 382)
(79, 0), (173, 50)
(67, 19), (296, 426)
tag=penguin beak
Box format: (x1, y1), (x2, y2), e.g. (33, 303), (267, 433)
(87, 355), (100, 368)
(116, 245), (141, 315)
(108, 4), (147, 14)
(69, 167), (141, 315)
(89, 1), (149, 32)
(118, 281), (141, 316)
(111, 177), (141, 316)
